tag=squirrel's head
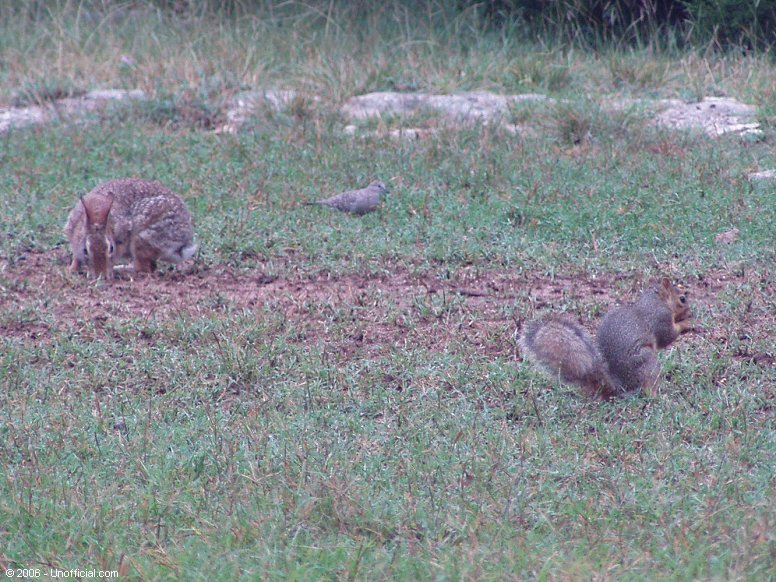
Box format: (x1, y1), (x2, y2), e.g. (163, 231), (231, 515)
(659, 277), (691, 322)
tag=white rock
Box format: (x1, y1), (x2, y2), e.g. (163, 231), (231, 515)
(0, 105), (47, 133)
(748, 169), (776, 182)
(217, 89), (320, 133)
(0, 89), (146, 134)
(654, 97), (761, 137)
(84, 89), (145, 101)
(341, 91), (548, 123)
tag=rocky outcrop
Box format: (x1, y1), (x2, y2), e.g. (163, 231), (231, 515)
(653, 97), (761, 137)
(0, 87), (763, 140)
(0, 89), (144, 134)
(215, 89), (320, 134)
(339, 92), (762, 139)
(340, 91), (548, 123)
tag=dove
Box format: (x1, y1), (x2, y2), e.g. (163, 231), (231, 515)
(305, 180), (389, 215)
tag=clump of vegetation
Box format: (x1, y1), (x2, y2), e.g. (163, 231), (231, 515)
(461, 0), (776, 48)
(684, 0), (776, 49)
(11, 78), (85, 107)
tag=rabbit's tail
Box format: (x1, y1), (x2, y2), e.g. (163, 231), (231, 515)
(179, 243), (198, 261)
(163, 242), (198, 263)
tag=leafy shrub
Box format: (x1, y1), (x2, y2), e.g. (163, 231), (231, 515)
(459, 0), (776, 47)
(682, 0), (776, 48)
(460, 0), (690, 42)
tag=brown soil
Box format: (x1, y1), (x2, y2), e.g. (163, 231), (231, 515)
(1, 250), (773, 368)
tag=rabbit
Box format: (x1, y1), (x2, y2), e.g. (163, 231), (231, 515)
(63, 178), (197, 279)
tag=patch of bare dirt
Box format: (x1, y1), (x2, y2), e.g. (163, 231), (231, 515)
(1, 250), (773, 368)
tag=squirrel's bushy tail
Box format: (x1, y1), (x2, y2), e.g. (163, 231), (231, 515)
(519, 315), (615, 399)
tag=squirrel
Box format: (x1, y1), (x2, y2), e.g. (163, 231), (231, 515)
(519, 277), (693, 399)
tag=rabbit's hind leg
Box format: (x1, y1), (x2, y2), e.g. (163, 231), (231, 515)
(131, 237), (159, 273)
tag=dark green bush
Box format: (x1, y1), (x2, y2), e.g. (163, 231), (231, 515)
(460, 0), (689, 42)
(6, 0), (775, 49)
(460, 0), (776, 48)
(682, 0), (776, 48)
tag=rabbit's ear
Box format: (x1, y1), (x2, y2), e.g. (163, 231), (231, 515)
(81, 195), (113, 228)
(80, 196), (92, 225)
(102, 195), (114, 221)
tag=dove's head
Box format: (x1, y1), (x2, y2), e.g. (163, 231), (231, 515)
(369, 180), (389, 198)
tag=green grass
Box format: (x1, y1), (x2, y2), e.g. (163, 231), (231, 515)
(2, 311), (773, 578)
(2, 116), (772, 271)
(1, 2), (775, 580)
